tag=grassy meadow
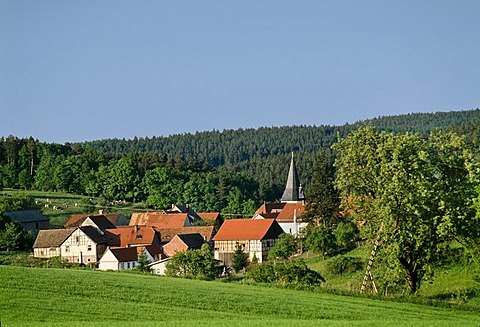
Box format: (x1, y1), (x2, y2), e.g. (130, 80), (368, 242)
(1, 265), (480, 327)
(0, 189), (146, 227)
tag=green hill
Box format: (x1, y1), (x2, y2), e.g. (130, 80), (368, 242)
(1, 265), (479, 326)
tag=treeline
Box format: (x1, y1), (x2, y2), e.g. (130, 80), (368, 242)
(1, 109), (480, 214)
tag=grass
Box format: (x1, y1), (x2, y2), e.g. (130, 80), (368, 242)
(1, 265), (480, 326)
(0, 189), (148, 227)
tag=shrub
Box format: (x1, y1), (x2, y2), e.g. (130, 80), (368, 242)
(248, 262), (276, 283)
(327, 255), (363, 275)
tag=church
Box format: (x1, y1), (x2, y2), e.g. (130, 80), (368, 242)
(253, 153), (308, 236)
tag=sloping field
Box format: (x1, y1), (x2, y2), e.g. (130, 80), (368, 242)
(0, 265), (478, 327)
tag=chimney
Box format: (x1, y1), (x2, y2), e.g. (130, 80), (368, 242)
(99, 209), (104, 215)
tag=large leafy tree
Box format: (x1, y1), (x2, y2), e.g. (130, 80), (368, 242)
(268, 233), (297, 261)
(334, 127), (479, 293)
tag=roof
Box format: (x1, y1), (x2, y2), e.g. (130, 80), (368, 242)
(79, 226), (106, 244)
(276, 202), (306, 222)
(64, 214), (117, 230)
(213, 219), (284, 241)
(255, 203), (285, 215)
(176, 233), (206, 249)
(105, 226), (158, 247)
(33, 228), (75, 248)
(280, 153), (305, 202)
(144, 244), (166, 259)
(156, 226), (215, 243)
(130, 212), (189, 229)
(197, 212), (221, 223)
(108, 247), (138, 262)
(3, 210), (49, 223)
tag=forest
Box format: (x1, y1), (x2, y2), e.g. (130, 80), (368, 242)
(0, 109), (480, 216)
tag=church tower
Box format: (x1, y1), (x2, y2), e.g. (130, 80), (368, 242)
(280, 152), (305, 203)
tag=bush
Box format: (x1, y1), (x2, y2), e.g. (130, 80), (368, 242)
(327, 255), (363, 275)
(275, 259), (325, 286)
(248, 259), (325, 286)
(248, 262), (276, 283)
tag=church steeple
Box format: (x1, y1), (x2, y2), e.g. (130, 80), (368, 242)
(281, 152), (305, 203)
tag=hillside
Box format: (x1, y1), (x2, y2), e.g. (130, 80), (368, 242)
(82, 109), (480, 165)
(1, 265), (479, 326)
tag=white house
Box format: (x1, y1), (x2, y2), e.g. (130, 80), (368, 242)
(98, 247), (138, 271)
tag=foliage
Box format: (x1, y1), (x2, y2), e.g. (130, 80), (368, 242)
(326, 255), (363, 275)
(166, 244), (222, 280)
(268, 233), (297, 261)
(248, 259), (325, 286)
(136, 252), (151, 273)
(248, 261), (276, 283)
(333, 221), (359, 248)
(232, 244), (249, 272)
(303, 150), (340, 227)
(274, 259), (326, 286)
(304, 225), (336, 260)
(0, 222), (23, 251)
(334, 127), (479, 293)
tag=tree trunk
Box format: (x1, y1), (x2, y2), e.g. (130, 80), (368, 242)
(405, 267), (418, 293)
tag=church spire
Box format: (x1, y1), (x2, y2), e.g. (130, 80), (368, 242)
(281, 152), (305, 203)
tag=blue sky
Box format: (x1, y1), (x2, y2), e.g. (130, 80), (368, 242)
(1, 1), (479, 143)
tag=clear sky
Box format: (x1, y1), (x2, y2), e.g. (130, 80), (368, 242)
(1, 1), (479, 144)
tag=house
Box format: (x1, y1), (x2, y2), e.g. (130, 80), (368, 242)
(105, 226), (161, 248)
(162, 233), (206, 257)
(155, 226), (215, 245)
(32, 228), (75, 258)
(148, 257), (171, 276)
(98, 247), (138, 271)
(213, 219), (284, 266)
(3, 210), (49, 235)
(64, 213), (127, 229)
(254, 202), (307, 235)
(253, 153), (308, 236)
(98, 244), (166, 271)
(60, 226), (107, 265)
(129, 212), (191, 229)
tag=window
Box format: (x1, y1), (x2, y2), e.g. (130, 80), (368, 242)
(65, 246), (70, 252)
(87, 245), (92, 251)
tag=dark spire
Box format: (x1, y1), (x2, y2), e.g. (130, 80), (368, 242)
(281, 152), (305, 202)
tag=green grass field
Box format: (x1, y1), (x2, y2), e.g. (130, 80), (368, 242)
(1, 265), (479, 327)
(0, 189), (147, 228)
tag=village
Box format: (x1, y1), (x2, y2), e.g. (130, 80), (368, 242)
(8, 155), (306, 274)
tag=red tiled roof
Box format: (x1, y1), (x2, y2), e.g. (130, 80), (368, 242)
(213, 219), (284, 241)
(197, 212), (221, 223)
(255, 203), (285, 215)
(105, 226), (158, 247)
(276, 202), (305, 222)
(155, 226), (215, 243)
(130, 212), (188, 229)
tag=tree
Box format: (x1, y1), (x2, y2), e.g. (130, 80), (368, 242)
(166, 244), (221, 280)
(304, 225), (336, 260)
(232, 244), (249, 272)
(303, 150), (340, 227)
(0, 222), (23, 251)
(333, 127), (479, 293)
(268, 233), (297, 261)
(137, 252), (151, 273)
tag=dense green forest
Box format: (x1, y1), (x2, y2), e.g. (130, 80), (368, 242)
(1, 109), (480, 215)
